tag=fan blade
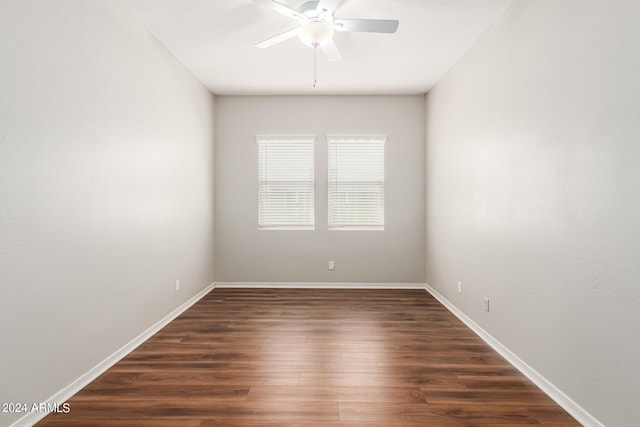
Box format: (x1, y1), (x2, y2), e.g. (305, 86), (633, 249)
(252, 0), (305, 21)
(321, 40), (342, 61)
(316, 0), (343, 16)
(334, 19), (399, 33)
(255, 28), (299, 48)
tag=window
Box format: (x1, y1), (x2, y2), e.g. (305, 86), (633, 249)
(328, 136), (385, 230)
(257, 136), (315, 230)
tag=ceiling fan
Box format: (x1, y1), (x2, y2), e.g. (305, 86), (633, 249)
(251, 0), (399, 61)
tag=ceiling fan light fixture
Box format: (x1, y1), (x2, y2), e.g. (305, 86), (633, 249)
(298, 21), (334, 47)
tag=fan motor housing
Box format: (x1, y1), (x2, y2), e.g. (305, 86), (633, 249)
(299, 1), (321, 19)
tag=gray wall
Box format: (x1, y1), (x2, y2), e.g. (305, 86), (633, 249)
(0, 2), (215, 425)
(215, 96), (425, 284)
(425, 0), (640, 425)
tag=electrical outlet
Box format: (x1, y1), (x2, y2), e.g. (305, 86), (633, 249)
(328, 260), (335, 271)
(457, 281), (462, 294)
(483, 297), (490, 312)
(175, 280), (180, 292)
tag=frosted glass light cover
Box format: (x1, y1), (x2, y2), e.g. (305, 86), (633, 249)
(298, 21), (334, 47)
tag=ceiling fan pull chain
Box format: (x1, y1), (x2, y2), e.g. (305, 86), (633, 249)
(313, 45), (318, 88)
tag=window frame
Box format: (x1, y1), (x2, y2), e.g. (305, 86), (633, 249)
(327, 135), (386, 231)
(257, 135), (316, 231)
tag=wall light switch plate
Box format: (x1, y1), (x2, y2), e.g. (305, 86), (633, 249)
(328, 261), (335, 270)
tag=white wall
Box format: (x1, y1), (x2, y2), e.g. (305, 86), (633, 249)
(425, 0), (640, 425)
(215, 96), (424, 284)
(0, 1), (215, 425)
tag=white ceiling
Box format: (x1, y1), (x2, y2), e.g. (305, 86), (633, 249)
(113, 0), (513, 95)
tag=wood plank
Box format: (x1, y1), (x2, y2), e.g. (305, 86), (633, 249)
(298, 372), (465, 389)
(339, 402), (541, 424)
(199, 422), (403, 427)
(45, 401), (339, 421)
(36, 420), (201, 427)
(246, 385), (426, 403)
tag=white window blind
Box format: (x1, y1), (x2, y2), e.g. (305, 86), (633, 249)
(328, 136), (385, 230)
(258, 136), (315, 230)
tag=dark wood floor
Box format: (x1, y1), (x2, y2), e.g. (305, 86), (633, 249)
(38, 288), (579, 426)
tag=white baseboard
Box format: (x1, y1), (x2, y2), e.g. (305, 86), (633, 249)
(11, 282), (216, 427)
(424, 283), (603, 427)
(214, 281), (426, 289)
